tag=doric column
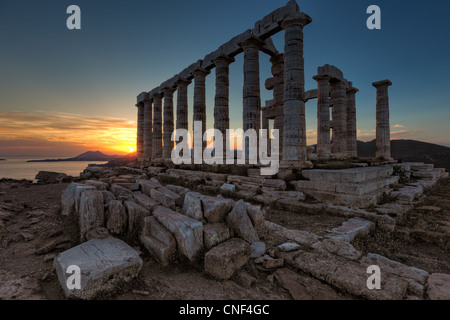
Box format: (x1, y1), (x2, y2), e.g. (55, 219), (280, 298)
(191, 67), (210, 153)
(143, 97), (153, 161)
(162, 87), (176, 160)
(175, 78), (191, 137)
(373, 80), (392, 160)
(313, 75), (331, 159)
(151, 92), (163, 160)
(213, 55), (234, 157)
(280, 12), (312, 162)
(346, 83), (359, 158)
(240, 36), (264, 159)
(136, 103), (144, 159)
(330, 80), (348, 159)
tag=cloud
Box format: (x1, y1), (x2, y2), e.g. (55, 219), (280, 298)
(392, 124), (405, 128)
(0, 111), (136, 156)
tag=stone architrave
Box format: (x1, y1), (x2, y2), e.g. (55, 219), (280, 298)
(313, 74), (331, 159)
(162, 87), (176, 160)
(213, 55), (234, 158)
(152, 92), (163, 160)
(280, 12), (312, 163)
(373, 80), (392, 160)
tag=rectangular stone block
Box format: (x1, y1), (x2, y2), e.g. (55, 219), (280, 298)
(132, 191), (159, 211)
(329, 218), (374, 242)
(54, 238), (142, 300)
(79, 190), (105, 241)
(61, 182), (83, 216)
(110, 184), (133, 198)
(85, 180), (108, 191)
(153, 206), (203, 263)
(137, 179), (162, 196)
(204, 238), (250, 279)
(203, 223), (232, 249)
(75, 185), (96, 213)
(150, 188), (176, 210)
(140, 216), (176, 266)
(124, 200), (151, 236)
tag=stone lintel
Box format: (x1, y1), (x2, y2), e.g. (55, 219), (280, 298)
(211, 54), (235, 65)
(174, 77), (192, 86)
(253, 0), (299, 39)
(372, 79), (392, 88)
(160, 75), (179, 91)
(178, 60), (202, 81)
(305, 89), (318, 101)
(137, 92), (149, 104)
(280, 11), (312, 29)
(317, 64), (344, 82)
(239, 34), (266, 50)
(191, 67), (211, 78)
(148, 87), (161, 97)
(161, 86), (176, 95)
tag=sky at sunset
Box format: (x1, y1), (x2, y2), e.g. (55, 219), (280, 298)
(0, 0), (449, 157)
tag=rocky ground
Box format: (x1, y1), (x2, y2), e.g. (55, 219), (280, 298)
(0, 177), (449, 300)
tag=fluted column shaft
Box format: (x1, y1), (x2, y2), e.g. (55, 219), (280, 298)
(314, 75), (331, 159)
(346, 85), (359, 158)
(136, 103), (144, 159)
(373, 80), (392, 160)
(162, 87), (176, 160)
(281, 12), (312, 162)
(213, 55), (234, 157)
(152, 93), (163, 160)
(330, 80), (347, 158)
(143, 98), (153, 160)
(192, 68), (210, 153)
(175, 79), (191, 138)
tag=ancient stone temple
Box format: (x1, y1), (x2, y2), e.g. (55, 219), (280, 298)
(134, 0), (393, 166)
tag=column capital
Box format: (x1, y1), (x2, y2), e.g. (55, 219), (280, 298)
(239, 35), (265, 50)
(313, 74), (331, 82)
(212, 54), (235, 66)
(372, 79), (392, 88)
(281, 12), (312, 29)
(191, 67), (210, 78)
(346, 86), (359, 94)
(175, 78), (191, 86)
(161, 86), (176, 96)
(135, 103), (143, 108)
(151, 92), (164, 99)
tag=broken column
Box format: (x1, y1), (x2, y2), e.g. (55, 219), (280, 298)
(346, 82), (359, 158)
(373, 79), (392, 160)
(191, 67), (210, 154)
(135, 102), (144, 159)
(313, 74), (331, 159)
(241, 36), (264, 160)
(213, 55), (234, 158)
(162, 87), (176, 160)
(330, 79), (348, 159)
(143, 95), (153, 162)
(280, 12), (312, 163)
(175, 78), (191, 144)
(152, 92), (163, 161)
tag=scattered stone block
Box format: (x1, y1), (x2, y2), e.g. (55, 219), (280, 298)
(245, 203), (266, 235)
(110, 184), (133, 199)
(250, 241), (266, 258)
(140, 216), (176, 266)
(153, 206), (203, 263)
(183, 192), (205, 221)
(329, 218), (374, 242)
(150, 188), (176, 210)
(166, 185), (190, 198)
(61, 183), (83, 216)
(236, 271), (256, 288)
(204, 238), (250, 280)
(75, 185), (96, 213)
(54, 238), (143, 300)
(85, 180), (108, 191)
(106, 200), (127, 236)
(157, 187), (182, 206)
(263, 258), (284, 269)
(311, 238), (362, 261)
(220, 183), (236, 192)
(101, 191), (116, 205)
(79, 190), (105, 241)
(202, 196), (232, 223)
(226, 200), (259, 244)
(138, 179), (162, 196)
(124, 200), (150, 236)
(203, 223), (232, 249)
(132, 192), (159, 211)
(426, 273), (450, 300)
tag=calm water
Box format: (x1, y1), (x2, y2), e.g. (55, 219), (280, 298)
(0, 157), (108, 180)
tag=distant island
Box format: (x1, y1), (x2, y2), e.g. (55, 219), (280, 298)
(27, 151), (120, 162)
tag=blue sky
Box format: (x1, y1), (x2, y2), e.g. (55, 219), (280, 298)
(0, 0), (449, 156)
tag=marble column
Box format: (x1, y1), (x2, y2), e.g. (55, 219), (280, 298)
(143, 97), (153, 161)
(175, 78), (191, 138)
(330, 80), (347, 158)
(313, 75), (331, 159)
(162, 87), (176, 160)
(346, 83), (359, 159)
(213, 55), (234, 158)
(152, 92), (163, 160)
(136, 103), (144, 159)
(373, 80), (392, 160)
(191, 68), (210, 153)
(241, 36), (264, 159)
(280, 12), (312, 162)
(269, 53), (284, 154)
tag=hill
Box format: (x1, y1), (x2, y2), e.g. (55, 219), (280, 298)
(27, 151), (120, 162)
(358, 139), (450, 170)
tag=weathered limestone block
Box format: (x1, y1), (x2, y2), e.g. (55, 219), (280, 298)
(292, 250), (408, 300)
(202, 196), (232, 223)
(101, 190), (116, 205)
(426, 273), (450, 300)
(203, 223), (232, 249)
(85, 226), (110, 241)
(61, 182), (83, 216)
(75, 185), (96, 213)
(106, 200), (127, 236)
(79, 190), (105, 241)
(124, 200), (150, 236)
(166, 185), (190, 198)
(157, 187), (182, 206)
(140, 216), (176, 266)
(153, 206), (203, 263)
(311, 238), (362, 261)
(110, 184), (133, 199)
(150, 188), (176, 210)
(220, 183), (236, 192)
(137, 179), (162, 196)
(329, 218), (374, 242)
(277, 242), (301, 252)
(85, 180), (108, 191)
(204, 238), (251, 280)
(226, 200), (259, 244)
(250, 241), (266, 258)
(183, 192), (205, 221)
(265, 221), (321, 248)
(245, 203), (266, 235)
(132, 191), (159, 212)
(262, 179), (286, 190)
(54, 238), (143, 300)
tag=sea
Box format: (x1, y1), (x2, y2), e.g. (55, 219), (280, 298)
(0, 157), (108, 181)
